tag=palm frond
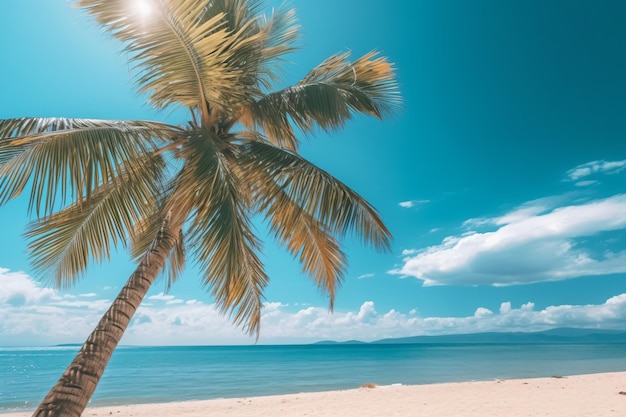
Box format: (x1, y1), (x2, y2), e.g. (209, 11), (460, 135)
(240, 138), (392, 252)
(0, 117), (177, 217)
(78, 0), (286, 121)
(253, 6), (299, 89)
(242, 51), (401, 149)
(171, 129), (268, 335)
(239, 148), (347, 305)
(24, 153), (166, 287)
(165, 229), (187, 290)
(130, 209), (187, 291)
(194, 1), (299, 93)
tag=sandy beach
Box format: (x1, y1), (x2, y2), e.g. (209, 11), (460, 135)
(4, 371), (625, 417)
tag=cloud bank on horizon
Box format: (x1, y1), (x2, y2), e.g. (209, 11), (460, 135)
(2, 267), (626, 346)
(391, 160), (626, 287)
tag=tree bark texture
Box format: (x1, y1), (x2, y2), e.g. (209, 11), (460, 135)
(32, 220), (180, 417)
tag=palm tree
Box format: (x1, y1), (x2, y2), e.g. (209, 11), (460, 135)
(0, 1), (400, 416)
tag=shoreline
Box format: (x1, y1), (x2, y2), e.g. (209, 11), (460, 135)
(3, 371), (626, 416)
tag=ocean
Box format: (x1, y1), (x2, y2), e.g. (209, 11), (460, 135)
(2, 343), (626, 413)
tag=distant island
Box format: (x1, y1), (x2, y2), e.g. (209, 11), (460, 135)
(314, 328), (626, 345)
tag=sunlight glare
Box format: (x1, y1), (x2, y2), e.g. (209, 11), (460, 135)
(136, 0), (153, 17)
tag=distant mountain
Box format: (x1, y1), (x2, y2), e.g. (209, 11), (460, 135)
(314, 339), (368, 345)
(312, 328), (626, 345)
(372, 328), (626, 344)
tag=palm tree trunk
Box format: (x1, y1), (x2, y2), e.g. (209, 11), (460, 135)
(32, 219), (180, 417)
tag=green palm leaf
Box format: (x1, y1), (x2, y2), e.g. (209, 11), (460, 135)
(24, 153), (166, 287)
(172, 130), (268, 335)
(166, 229), (187, 289)
(249, 6), (299, 90)
(233, 139), (346, 305)
(243, 51), (401, 149)
(129, 195), (187, 290)
(241, 138), (392, 253)
(0, 118), (177, 217)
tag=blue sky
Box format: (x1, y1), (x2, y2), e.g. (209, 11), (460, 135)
(2, 0), (626, 346)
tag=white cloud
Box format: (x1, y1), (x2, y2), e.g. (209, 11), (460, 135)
(566, 159), (626, 181)
(462, 195), (569, 230)
(399, 199), (430, 209)
(126, 302), (248, 345)
(574, 180), (599, 187)
(500, 302), (512, 314)
(0, 268), (55, 306)
(148, 292), (176, 301)
(146, 292), (187, 305)
(51, 299), (112, 310)
(391, 194), (626, 286)
(3, 270), (626, 346)
(0, 268), (111, 346)
(474, 307), (493, 318)
(357, 273), (375, 280)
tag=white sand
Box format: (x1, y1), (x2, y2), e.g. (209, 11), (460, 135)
(4, 372), (626, 416)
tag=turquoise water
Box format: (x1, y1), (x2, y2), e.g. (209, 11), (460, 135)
(2, 343), (626, 412)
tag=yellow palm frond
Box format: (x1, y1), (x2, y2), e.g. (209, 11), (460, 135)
(78, 0), (298, 121)
(243, 155), (347, 306)
(191, 0), (298, 84)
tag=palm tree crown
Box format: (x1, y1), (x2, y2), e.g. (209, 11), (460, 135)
(1, 0), (399, 333)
